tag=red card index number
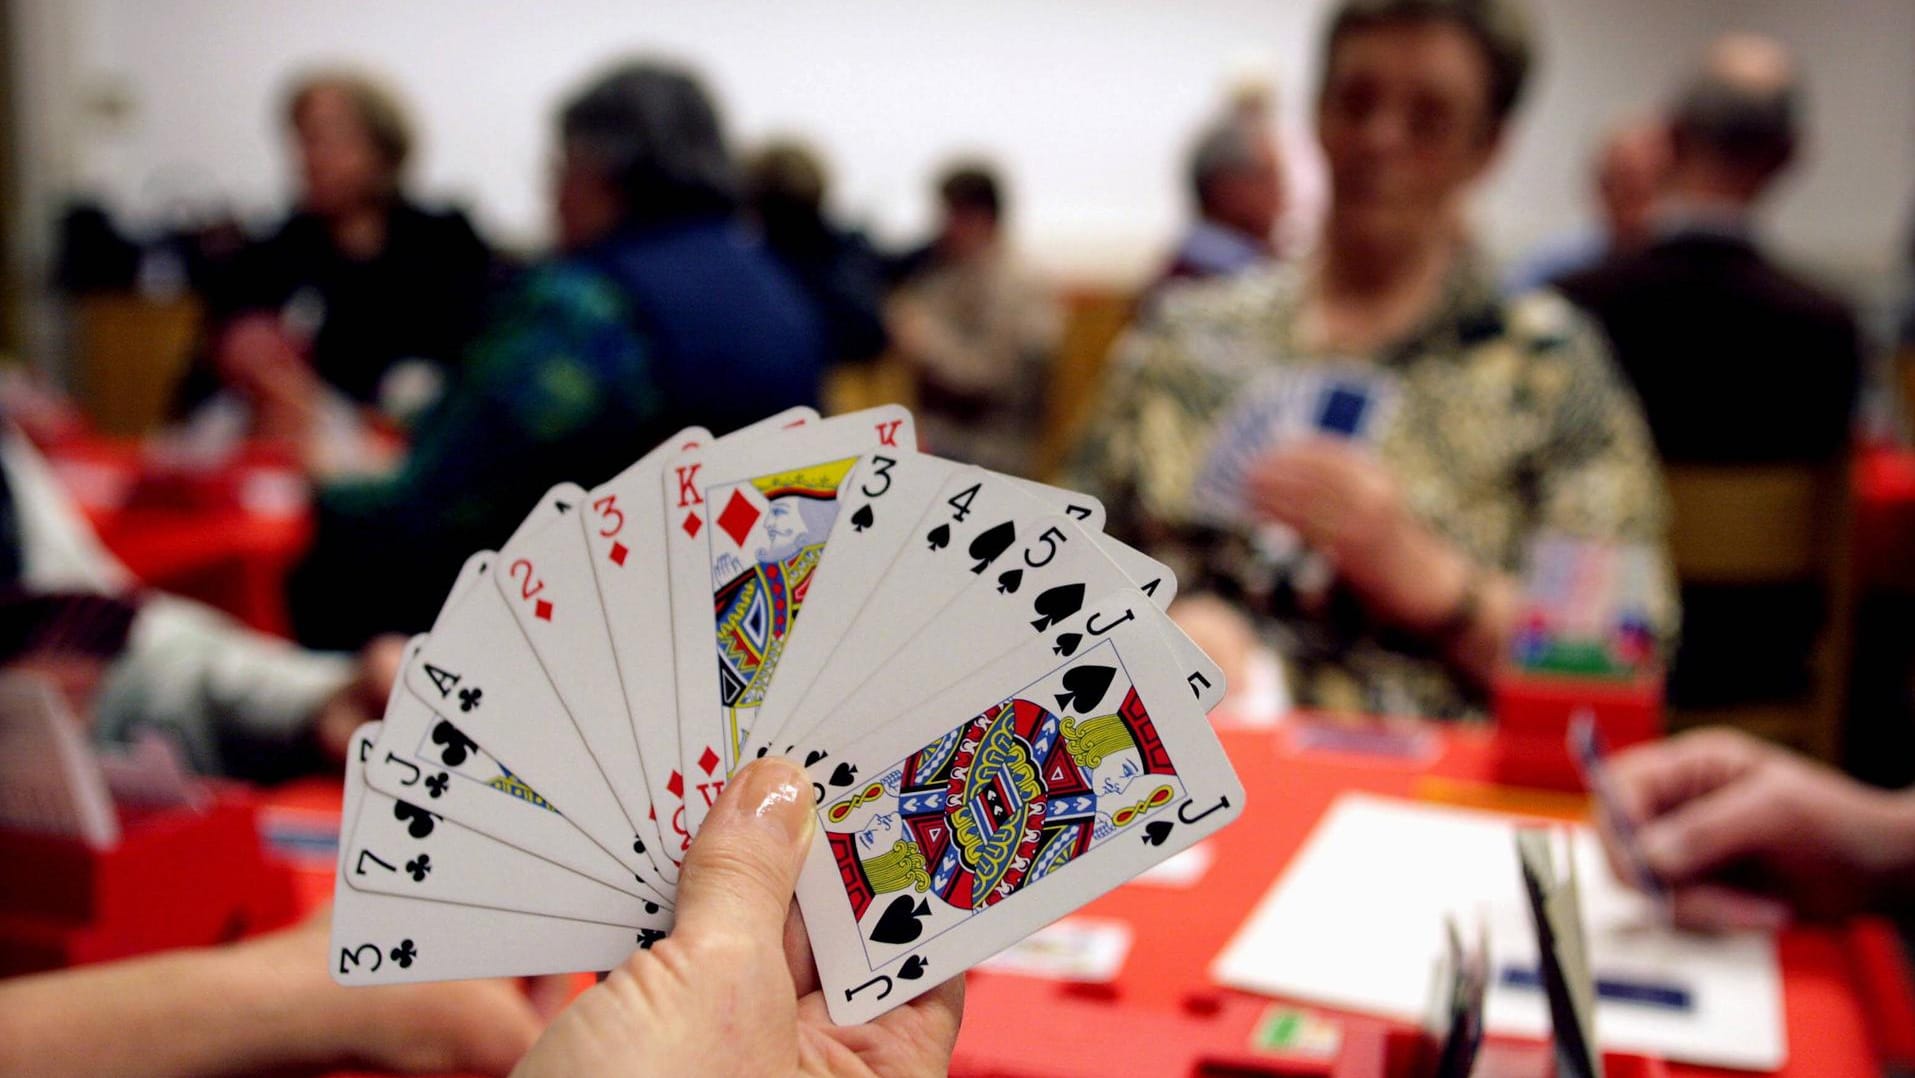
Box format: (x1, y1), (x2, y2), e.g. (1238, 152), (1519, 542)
(592, 494), (629, 566)
(508, 559), (554, 622)
(874, 419), (903, 447)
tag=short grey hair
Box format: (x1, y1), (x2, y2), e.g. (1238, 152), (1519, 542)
(559, 59), (738, 227)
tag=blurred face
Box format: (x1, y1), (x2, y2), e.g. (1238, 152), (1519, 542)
(1316, 20), (1502, 252)
(553, 143), (624, 251)
(293, 86), (390, 216)
(1596, 126), (1671, 243)
(937, 205), (999, 262)
(1207, 136), (1285, 241)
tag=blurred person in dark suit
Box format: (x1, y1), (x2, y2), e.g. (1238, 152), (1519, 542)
(1149, 106), (1285, 299)
(287, 59), (825, 649)
(1556, 34), (1861, 709)
(744, 140), (889, 368)
(887, 163), (1059, 478)
(1501, 115), (1670, 295)
(183, 70), (495, 430)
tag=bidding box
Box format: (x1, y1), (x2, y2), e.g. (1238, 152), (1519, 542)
(0, 786), (299, 975)
(1490, 670), (1663, 792)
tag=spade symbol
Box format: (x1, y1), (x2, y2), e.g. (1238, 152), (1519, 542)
(1029, 583), (1086, 631)
(1143, 820), (1172, 847)
(1054, 664), (1116, 713)
(898, 955), (929, 980)
(996, 568), (1023, 594)
(829, 762), (858, 787)
(871, 895), (932, 946)
(850, 504), (875, 533)
(926, 523), (951, 551)
(967, 521), (1017, 573)
(804, 749), (828, 767)
(393, 800), (438, 839)
(1052, 632), (1083, 657)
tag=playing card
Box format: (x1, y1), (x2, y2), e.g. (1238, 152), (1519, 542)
(342, 735), (670, 929)
(790, 515), (1194, 772)
(1191, 364), (1399, 525)
(332, 725), (664, 986)
(768, 467), (1105, 759)
(795, 589), (1244, 1024)
(498, 482), (672, 880)
(664, 404), (915, 835)
(406, 554), (671, 905)
(368, 637), (646, 899)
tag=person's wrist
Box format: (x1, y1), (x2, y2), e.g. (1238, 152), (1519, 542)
(1860, 788), (1915, 904)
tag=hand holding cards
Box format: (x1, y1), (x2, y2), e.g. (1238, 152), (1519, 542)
(330, 404), (1243, 1025)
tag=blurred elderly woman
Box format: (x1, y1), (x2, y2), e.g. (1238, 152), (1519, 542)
(288, 59), (826, 648)
(1069, 0), (1675, 720)
(189, 70), (494, 423)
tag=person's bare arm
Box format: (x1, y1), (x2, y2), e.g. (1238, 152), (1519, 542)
(0, 910), (541, 1078)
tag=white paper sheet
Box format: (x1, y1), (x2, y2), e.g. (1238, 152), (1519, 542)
(1211, 793), (1785, 1071)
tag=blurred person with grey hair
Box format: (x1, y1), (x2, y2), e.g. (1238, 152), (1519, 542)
(287, 59), (825, 649)
(1151, 107), (1286, 298)
(1558, 33), (1862, 711)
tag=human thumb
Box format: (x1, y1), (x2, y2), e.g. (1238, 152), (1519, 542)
(671, 758), (816, 945)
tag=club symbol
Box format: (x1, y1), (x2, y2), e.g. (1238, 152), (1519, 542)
(393, 800), (438, 839)
(405, 854), (432, 882)
(389, 939), (418, 968)
(457, 687), (483, 712)
(430, 721), (476, 766)
(898, 955), (929, 980)
(424, 772), (449, 799)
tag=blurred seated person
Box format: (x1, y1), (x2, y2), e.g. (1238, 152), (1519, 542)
(1598, 727), (1915, 931)
(1501, 115), (1669, 295)
(1068, 0), (1675, 720)
(744, 140), (890, 367)
(0, 418), (395, 778)
(888, 163), (1059, 478)
(1556, 35), (1860, 709)
(1148, 105), (1285, 299)
(287, 60), (826, 649)
(182, 70), (494, 431)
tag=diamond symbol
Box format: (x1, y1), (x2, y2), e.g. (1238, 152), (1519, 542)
(716, 490), (761, 548)
(608, 541), (629, 566)
(698, 746), (721, 775)
(534, 599), (553, 621)
(666, 771), (684, 798)
(681, 511), (703, 539)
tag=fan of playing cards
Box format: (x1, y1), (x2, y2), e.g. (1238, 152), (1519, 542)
(330, 404), (1244, 1024)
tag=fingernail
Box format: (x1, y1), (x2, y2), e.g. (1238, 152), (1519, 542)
(728, 758), (813, 848)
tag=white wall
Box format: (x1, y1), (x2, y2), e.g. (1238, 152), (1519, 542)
(13, 0), (1915, 290)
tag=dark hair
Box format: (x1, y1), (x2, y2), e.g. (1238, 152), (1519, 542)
(1189, 115), (1265, 210)
(746, 140), (828, 214)
(1322, 0), (1534, 131)
(937, 162), (1003, 221)
(285, 70), (414, 179)
(560, 60), (738, 227)
(1670, 75), (1799, 178)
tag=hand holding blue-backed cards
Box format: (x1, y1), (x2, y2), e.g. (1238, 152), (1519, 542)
(329, 404), (1243, 1024)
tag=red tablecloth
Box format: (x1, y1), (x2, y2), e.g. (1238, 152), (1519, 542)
(261, 722), (1915, 1078)
(43, 436), (313, 637)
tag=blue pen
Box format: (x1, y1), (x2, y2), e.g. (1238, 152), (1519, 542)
(1500, 965), (1693, 1011)
(1567, 711), (1671, 913)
